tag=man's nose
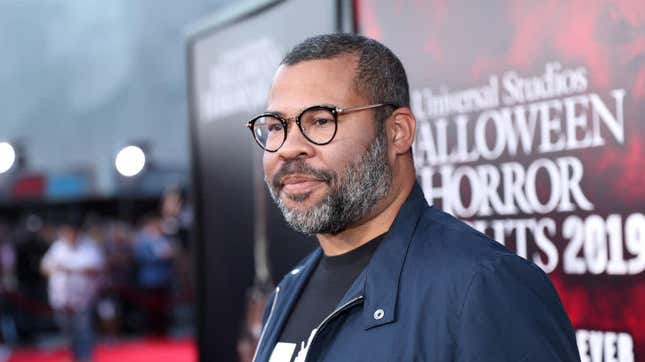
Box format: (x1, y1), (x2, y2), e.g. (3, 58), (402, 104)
(276, 122), (314, 160)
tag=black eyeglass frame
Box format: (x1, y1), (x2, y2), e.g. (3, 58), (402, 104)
(245, 103), (398, 152)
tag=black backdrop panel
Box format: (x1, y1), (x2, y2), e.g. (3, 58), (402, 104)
(187, 1), (344, 360)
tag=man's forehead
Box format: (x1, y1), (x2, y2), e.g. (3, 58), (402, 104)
(271, 56), (359, 89)
(267, 55), (362, 113)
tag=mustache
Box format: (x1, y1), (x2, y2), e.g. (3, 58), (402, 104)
(271, 160), (335, 191)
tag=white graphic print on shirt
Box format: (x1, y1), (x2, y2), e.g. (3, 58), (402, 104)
(269, 328), (318, 362)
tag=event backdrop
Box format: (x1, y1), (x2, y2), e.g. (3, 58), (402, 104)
(356, 0), (645, 361)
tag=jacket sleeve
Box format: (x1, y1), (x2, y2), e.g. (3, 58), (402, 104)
(455, 255), (581, 362)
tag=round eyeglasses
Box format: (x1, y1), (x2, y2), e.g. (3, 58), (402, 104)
(245, 103), (397, 152)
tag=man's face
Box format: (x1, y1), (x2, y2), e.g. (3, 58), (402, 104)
(263, 56), (392, 234)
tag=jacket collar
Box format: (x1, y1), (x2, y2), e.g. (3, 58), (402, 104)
(337, 182), (428, 329)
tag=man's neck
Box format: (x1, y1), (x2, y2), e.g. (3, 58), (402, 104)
(316, 178), (414, 256)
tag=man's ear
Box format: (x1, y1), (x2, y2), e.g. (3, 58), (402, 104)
(386, 107), (416, 155)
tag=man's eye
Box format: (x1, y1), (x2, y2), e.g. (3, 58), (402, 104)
(267, 123), (284, 132)
(312, 118), (332, 127)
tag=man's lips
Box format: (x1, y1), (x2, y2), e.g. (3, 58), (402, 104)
(280, 175), (325, 194)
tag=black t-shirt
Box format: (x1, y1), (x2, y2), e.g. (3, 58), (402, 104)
(269, 234), (385, 362)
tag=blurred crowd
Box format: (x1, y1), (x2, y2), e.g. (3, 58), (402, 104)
(0, 189), (194, 352)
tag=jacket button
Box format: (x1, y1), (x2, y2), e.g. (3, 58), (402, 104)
(373, 309), (385, 320)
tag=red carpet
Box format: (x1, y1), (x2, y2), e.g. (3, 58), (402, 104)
(8, 338), (196, 362)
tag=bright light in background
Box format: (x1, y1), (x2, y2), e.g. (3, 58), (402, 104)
(0, 142), (16, 174)
(115, 145), (146, 177)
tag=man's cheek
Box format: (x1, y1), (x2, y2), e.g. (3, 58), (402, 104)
(263, 164), (276, 184)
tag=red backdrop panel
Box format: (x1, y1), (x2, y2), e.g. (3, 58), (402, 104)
(356, 1), (645, 361)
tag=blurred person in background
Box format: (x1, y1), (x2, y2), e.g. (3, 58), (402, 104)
(0, 222), (16, 290)
(133, 214), (175, 336)
(161, 187), (193, 251)
(0, 221), (17, 345)
(98, 220), (135, 337)
(161, 187), (194, 312)
(40, 216), (105, 362)
(13, 215), (51, 342)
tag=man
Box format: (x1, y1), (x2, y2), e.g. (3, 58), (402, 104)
(247, 33), (580, 362)
(41, 217), (104, 362)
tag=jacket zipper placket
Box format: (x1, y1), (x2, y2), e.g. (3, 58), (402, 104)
(252, 286), (280, 362)
(304, 295), (365, 362)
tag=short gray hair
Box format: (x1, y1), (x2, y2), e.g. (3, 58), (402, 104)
(281, 33), (409, 124)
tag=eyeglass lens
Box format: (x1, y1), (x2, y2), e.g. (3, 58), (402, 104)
(253, 116), (285, 151)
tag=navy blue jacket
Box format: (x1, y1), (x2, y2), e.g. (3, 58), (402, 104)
(254, 184), (580, 361)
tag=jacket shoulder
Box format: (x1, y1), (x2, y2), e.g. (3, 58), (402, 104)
(415, 206), (512, 260)
(404, 206), (543, 286)
(404, 205), (562, 306)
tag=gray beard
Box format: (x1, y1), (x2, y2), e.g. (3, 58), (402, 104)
(265, 130), (392, 235)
